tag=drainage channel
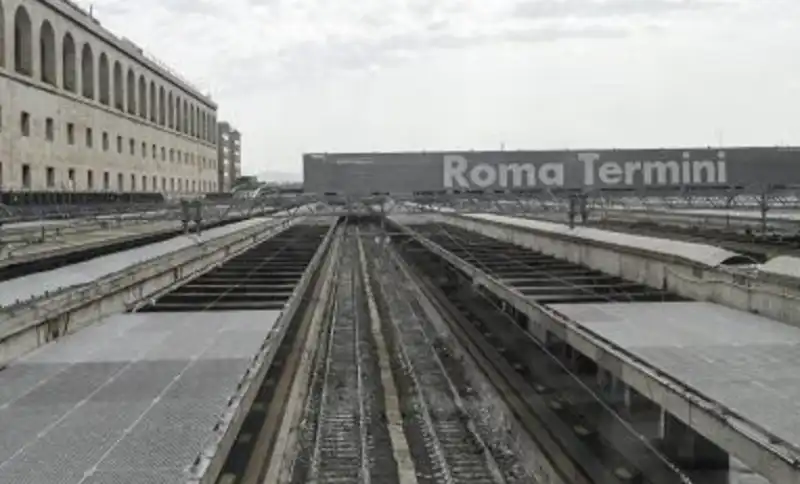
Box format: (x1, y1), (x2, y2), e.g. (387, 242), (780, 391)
(138, 224), (328, 312)
(393, 222), (694, 484)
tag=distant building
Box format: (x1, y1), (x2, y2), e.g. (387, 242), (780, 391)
(217, 122), (241, 192)
(0, 0), (219, 193)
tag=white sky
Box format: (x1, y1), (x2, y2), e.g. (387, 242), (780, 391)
(75, 0), (800, 181)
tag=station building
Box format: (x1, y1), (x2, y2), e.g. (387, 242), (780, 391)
(0, 0), (219, 194)
(217, 121), (241, 192)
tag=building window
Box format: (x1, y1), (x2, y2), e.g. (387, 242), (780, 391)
(102, 132), (109, 151)
(161, 147), (166, 161)
(117, 173), (124, 191)
(103, 171), (110, 190)
(67, 168), (75, 189)
(87, 170), (94, 190)
(130, 174), (136, 191)
(152, 176), (157, 191)
(46, 167), (55, 188)
(67, 123), (75, 145)
(20, 112), (30, 136)
(21, 164), (31, 188)
(129, 138), (135, 155)
(141, 175), (147, 192)
(152, 144), (157, 159)
(45, 118), (54, 141)
(169, 149), (174, 162)
(170, 178), (174, 190)
(117, 135), (123, 153)
(86, 128), (93, 148)
(141, 141), (146, 158)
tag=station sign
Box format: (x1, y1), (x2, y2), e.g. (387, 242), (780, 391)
(303, 148), (800, 194)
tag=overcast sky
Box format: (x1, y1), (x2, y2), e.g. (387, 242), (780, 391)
(75, 0), (800, 180)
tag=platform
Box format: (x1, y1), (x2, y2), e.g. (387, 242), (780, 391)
(0, 310), (280, 484)
(0, 221), (181, 267)
(548, 301), (800, 451)
(0, 217), (273, 308)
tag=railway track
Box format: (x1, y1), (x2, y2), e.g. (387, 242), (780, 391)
(217, 217), (702, 484)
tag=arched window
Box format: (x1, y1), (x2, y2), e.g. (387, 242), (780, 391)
(81, 43), (94, 99)
(175, 95), (182, 131)
(14, 6), (33, 76)
(167, 92), (174, 128)
(189, 104), (195, 137)
(39, 21), (56, 85)
(98, 53), (110, 105)
(0, 3), (6, 68)
(113, 61), (123, 110)
(138, 75), (147, 118)
(158, 87), (166, 125)
(149, 81), (157, 122)
(182, 99), (189, 133)
(126, 68), (136, 114)
(62, 33), (76, 92)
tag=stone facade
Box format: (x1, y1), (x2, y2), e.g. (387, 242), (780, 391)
(0, 0), (219, 193)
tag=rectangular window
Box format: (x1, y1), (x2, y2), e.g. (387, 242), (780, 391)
(117, 135), (123, 153)
(103, 171), (110, 190)
(67, 123), (75, 145)
(86, 128), (93, 148)
(117, 173), (124, 191)
(102, 132), (109, 151)
(141, 175), (147, 192)
(161, 147), (166, 161)
(46, 167), (55, 187)
(130, 174), (136, 191)
(141, 142), (146, 158)
(129, 139), (135, 155)
(152, 144), (157, 159)
(169, 149), (174, 162)
(45, 118), (54, 141)
(68, 168), (75, 189)
(20, 112), (30, 136)
(87, 170), (94, 190)
(21, 164), (31, 188)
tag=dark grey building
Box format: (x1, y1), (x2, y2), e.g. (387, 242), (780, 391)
(217, 122), (242, 192)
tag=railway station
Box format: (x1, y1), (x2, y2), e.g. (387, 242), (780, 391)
(2, 147), (800, 484)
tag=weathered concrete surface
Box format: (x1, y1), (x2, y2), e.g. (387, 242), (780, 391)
(391, 217), (800, 484)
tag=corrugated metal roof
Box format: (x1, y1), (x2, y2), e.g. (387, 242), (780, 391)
(0, 311), (280, 483)
(0, 217), (274, 308)
(760, 256), (800, 280)
(465, 213), (745, 268)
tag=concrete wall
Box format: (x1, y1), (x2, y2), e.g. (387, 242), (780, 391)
(0, 0), (219, 193)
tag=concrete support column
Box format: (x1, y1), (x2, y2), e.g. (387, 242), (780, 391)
(622, 387), (663, 440)
(662, 412), (729, 472)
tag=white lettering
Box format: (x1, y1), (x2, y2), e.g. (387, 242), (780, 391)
(717, 151), (727, 183)
(497, 164), (536, 187)
(598, 162), (623, 185)
(578, 152), (600, 185)
(472, 165), (497, 188)
(443, 155), (469, 188)
(692, 160), (717, 183)
(539, 163), (564, 186)
(682, 152), (691, 184)
(642, 160), (681, 185)
(624, 161), (642, 185)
